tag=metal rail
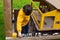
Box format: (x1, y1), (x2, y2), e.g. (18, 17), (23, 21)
(31, 12), (40, 31)
(31, 0), (43, 15)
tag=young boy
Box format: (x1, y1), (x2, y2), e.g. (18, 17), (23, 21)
(17, 4), (32, 37)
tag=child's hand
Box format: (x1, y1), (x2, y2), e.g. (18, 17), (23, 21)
(18, 32), (22, 38)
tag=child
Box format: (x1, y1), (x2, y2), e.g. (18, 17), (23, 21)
(17, 4), (32, 37)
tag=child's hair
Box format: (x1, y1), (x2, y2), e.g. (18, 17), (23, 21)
(23, 4), (32, 15)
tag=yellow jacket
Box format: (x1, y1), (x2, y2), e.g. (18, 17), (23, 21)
(16, 9), (30, 32)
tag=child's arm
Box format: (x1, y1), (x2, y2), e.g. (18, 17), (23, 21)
(17, 9), (24, 34)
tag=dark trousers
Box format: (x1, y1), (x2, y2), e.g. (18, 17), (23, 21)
(21, 23), (29, 34)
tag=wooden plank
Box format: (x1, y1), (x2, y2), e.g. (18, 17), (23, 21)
(46, 0), (60, 9)
(3, 0), (12, 37)
(6, 35), (60, 40)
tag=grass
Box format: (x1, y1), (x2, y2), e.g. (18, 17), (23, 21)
(0, 0), (5, 40)
(0, 0), (39, 40)
(13, 0), (31, 8)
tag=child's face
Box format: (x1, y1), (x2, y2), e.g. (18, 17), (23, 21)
(23, 9), (32, 16)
